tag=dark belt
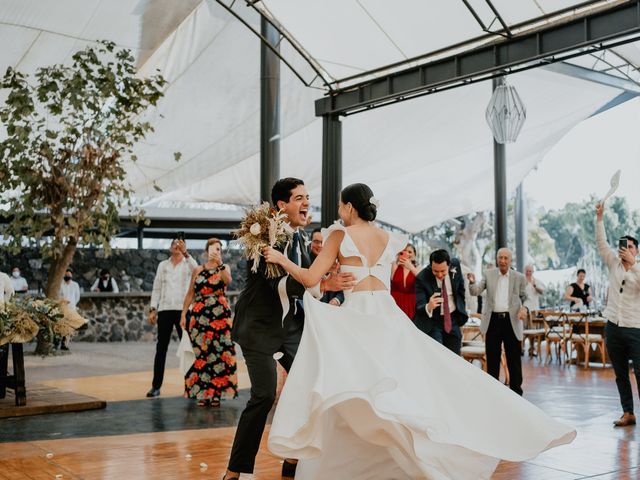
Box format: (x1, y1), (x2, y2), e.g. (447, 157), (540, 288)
(492, 312), (510, 319)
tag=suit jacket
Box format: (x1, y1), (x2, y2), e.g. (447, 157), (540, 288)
(232, 235), (310, 355)
(413, 258), (468, 334)
(468, 268), (528, 341)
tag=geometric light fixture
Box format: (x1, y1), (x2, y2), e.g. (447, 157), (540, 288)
(485, 78), (527, 144)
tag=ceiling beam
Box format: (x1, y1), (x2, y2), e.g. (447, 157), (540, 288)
(315, 0), (640, 116)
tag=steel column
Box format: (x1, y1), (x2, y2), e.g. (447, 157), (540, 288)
(321, 115), (342, 228)
(260, 17), (281, 203)
(515, 182), (528, 272)
(493, 76), (508, 253)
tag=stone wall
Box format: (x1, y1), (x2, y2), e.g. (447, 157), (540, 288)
(2, 247), (248, 342)
(1, 247), (248, 293)
(75, 291), (241, 342)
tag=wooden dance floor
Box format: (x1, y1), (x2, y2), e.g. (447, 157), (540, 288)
(1, 353), (639, 479)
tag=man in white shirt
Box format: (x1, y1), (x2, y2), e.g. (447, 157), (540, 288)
(468, 248), (528, 395)
(596, 203), (640, 427)
(59, 269), (81, 311)
(146, 238), (197, 398)
(10, 267), (28, 294)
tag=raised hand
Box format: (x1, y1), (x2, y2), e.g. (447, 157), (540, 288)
(263, 246), (286, 265)
(596, 203), (604, 221)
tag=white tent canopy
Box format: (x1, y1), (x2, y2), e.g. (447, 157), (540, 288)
(1, 1), (639, 233)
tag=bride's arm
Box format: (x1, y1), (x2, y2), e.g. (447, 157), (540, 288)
(263, 231), (343, 288)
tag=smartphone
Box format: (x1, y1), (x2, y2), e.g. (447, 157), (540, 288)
(399, 251), (409, 260)
(176, 231), (185, 242)
(619, 237), (629, 249)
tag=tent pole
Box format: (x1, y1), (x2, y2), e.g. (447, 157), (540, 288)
(493, 76), (508, 254)
(321, 115), (342, 228)
(260, 17), (280, 203)
(515, 182), (528, 272)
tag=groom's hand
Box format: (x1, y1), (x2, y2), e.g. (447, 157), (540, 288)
(324, 272), (356, 292)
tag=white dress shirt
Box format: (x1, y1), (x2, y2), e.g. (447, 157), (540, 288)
(596, 219), (640, 328)
(60, 280), (81, 311)
(494, 270), (510, 312)
(150, 255), (198, 311)
(10, 275), (28, 292)
(524, 280), (543, 311)
(426, 274), (457, 317)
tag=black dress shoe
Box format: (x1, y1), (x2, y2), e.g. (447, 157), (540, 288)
(146, 388), (160, 398)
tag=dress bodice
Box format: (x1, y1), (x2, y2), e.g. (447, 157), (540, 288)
(321, 222), (407, 292)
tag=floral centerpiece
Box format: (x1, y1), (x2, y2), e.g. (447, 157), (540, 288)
(0, 297), (87, 346)
(234, 202), (293, 279)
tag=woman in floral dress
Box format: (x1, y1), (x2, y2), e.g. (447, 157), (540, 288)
(180, 238), (238, 406)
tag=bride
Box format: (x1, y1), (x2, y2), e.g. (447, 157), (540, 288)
(263, 183), (575, 480)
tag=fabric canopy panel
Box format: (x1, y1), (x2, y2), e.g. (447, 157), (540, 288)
(257, 0), (601, 85)
(0, 0), (633, 234)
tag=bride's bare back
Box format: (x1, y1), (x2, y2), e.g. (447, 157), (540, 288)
(339, 224), (390, 292)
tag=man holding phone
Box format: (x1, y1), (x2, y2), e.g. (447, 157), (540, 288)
(413, 249), (468, 354)
(596, 203), (640, 427)
(146, 234), (197, 398)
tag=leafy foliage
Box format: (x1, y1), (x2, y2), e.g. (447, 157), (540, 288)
(0, 41), (167, 299)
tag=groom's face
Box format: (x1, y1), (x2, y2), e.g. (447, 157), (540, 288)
(279, 184), (309, 228)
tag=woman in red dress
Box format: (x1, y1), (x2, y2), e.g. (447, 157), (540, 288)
(390, 243), (419, 319)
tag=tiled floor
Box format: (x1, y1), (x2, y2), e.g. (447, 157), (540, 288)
(1, 342), (638, 479)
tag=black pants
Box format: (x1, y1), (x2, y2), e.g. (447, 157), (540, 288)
(151, 310), (182, 390)
(428, 323), (462, 355)
(605, 321), (640, 414)
(486, 312), (523, 396)
(228, 329), (301, 473)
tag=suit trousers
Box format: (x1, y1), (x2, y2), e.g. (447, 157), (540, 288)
(486, 313), (523, 396)
(605, 321), (640, 414)
(151, 310), (182, 390)
(427, 323), (462, 355)
(228, 324), (301, 473)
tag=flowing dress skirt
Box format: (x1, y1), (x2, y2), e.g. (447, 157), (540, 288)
(268, 291), (575, 480)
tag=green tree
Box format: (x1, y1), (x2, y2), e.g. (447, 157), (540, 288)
(0, 41), (168, 353)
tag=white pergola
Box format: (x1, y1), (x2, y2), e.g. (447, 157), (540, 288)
(1, 0), (640, 233)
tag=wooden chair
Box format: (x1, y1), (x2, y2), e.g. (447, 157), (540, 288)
(461, 323), (509, 384)
(522, 310), (545, 359)
(568, 314), (606, 369)
(542, 312), (571, 365)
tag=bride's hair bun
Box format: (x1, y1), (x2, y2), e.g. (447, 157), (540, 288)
(341, 183), (377, 221)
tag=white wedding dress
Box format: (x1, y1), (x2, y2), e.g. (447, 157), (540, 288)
(268, 223), (576, 480)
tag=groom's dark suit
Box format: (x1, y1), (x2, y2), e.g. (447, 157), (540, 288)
(228, 233), (310, 473)
(413, 258), (468, 354)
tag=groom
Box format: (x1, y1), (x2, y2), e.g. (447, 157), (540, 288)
(225, 178), (355, 480)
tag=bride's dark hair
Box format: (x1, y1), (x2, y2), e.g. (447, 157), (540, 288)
(341, 183), (377, 221)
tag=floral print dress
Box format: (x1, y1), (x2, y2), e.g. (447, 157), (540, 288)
(184, 266), (238, 403)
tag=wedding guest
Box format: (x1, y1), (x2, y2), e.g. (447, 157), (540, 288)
(91, 269), (119, 293)
(146, 238), (197, 398)
(59, 269), (81, 311)
(391, 244), (419, 318)
(309, 228), (323, 262)
(468, 249), (528, 395)
(180, 238), (237, 407)
(565, 268), (592, 310)
(414, 249), (468, 354)
(10, 267), (28, 294)
(596, 203), (640, 427)
(58, 268), (81, 351)
(524, 264), (544, 325)
(309, 229), (344, 306)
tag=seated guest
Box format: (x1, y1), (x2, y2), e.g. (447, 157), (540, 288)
(414, 249), (468, 354)
(391, 244), (419, 318)
(10, 267), (28, 294)
(524, 264), (544, 326)
(91, 268), (119, 293)
(565, 268), (592, 310)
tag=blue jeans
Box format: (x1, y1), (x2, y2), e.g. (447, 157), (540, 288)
(605, 321), (640, 414)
